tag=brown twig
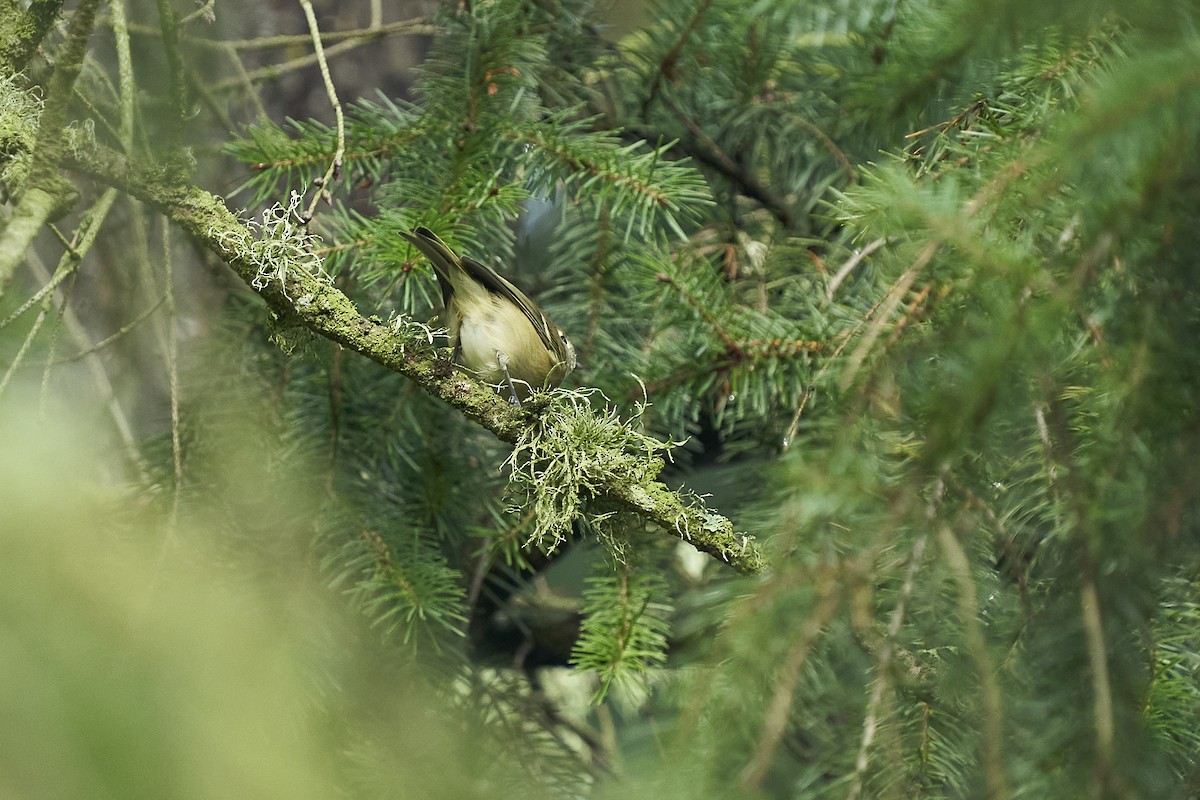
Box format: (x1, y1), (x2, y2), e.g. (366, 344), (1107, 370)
(643, 0), (714, 114)
(298, 0), (346, 223)
(939, 521), (1009, 800)
(653, 94), (796, 229)
(739, 575), (842, 791)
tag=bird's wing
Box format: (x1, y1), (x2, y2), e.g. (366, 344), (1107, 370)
(403, 227), (560, 355)
(456, 254), (560, 355)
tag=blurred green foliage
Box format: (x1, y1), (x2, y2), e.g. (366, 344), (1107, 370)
(0, 388), (559, 800)
(2, 0), (1199, 797)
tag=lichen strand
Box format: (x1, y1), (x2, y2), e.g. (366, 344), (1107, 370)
(0, 74), (42, 183)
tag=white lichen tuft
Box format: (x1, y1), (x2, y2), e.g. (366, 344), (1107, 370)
(389, 315), (446, 354)
(213, 192), (329, 297)
(64, 119), (96, 159)
(0, 75), (44, 189)
(506, 388), (682, 552)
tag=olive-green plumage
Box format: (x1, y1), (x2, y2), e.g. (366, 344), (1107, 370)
(400, 227), (576, 402)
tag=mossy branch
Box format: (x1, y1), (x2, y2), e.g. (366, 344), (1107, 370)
(0, 0), (101, 299)
(0, 0), (65, 73)
(67, 145), (767, 575)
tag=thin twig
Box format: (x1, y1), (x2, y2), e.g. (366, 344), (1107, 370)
(1035, 386), (1120, 796)
(0, 298), (51, 397)
(939, 522), (1008, 800)
(52, 294), (167, 363)
(826, 237), (886, 303)
(30, 187), (120, 395)
(222, 41), (270, 120)
(0, 253), (81, 330)
(162, 219), (183, 534)
(154, 0), (188, 150)
(655, 265), (741, 354)
(834, 146), (1043, 392)
(3, 187), (114, 333)
(213, 33), (386, 92)
(123, 17), (433, 50)
(180, 0), (215, 26)
(1081, 575), (1114, 797)
(643, 0), (713, 114)
(846, 528), (930, 800)
(585, 209), (611, 359)
(39, 268), (76, 407)
(298, 0), (345, 222)
(106, 0), (136, 150)
(653, 94), (796, 229)
(839, 241), (933, 390)
(784, 110), (855, 181)
(781, 291), (887, 451)
(26, 231), (149, 484)
(740, 575), (842, 792)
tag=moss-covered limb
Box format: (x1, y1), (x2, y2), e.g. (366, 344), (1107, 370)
(0, 182), (76, 283)
(512, 395), (768, 574)
(30, 0), (100, 138)
(0, 0), (65, 73)
(68, 144), (767, 574)
(0, 0), (100, 298)
(608, 477), (766, 574)
(68, 144), (535, 442)
(0, 160), (79, 299)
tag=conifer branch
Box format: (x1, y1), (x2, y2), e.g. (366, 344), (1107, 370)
(153, 0), (187, 151)
(643, 0), (713, 114)
(122, 17), (434, 50)
(67, 144), (767, 575)
(212, 33), (407, 93)
(740, 574), (841, 791)
(653, 92), (796, 229)
(1081, 574), (1115, 793)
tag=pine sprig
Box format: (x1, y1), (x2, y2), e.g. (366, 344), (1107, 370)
(570, 565), (672, 704)
(226, 97), (432, 207)
(635, 246), (819, 441)
(330, 524), (468, 647)
(510, 119), (713, 239)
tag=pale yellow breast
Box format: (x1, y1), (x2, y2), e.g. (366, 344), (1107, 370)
(455, 294), (553, 389)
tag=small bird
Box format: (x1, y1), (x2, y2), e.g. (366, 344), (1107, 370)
(400, 226), (576, 403)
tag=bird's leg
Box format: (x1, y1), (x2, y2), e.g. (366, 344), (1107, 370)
(496, 350), (522, 406)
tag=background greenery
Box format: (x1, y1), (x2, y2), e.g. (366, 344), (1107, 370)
(1, 0), (1198, 797)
